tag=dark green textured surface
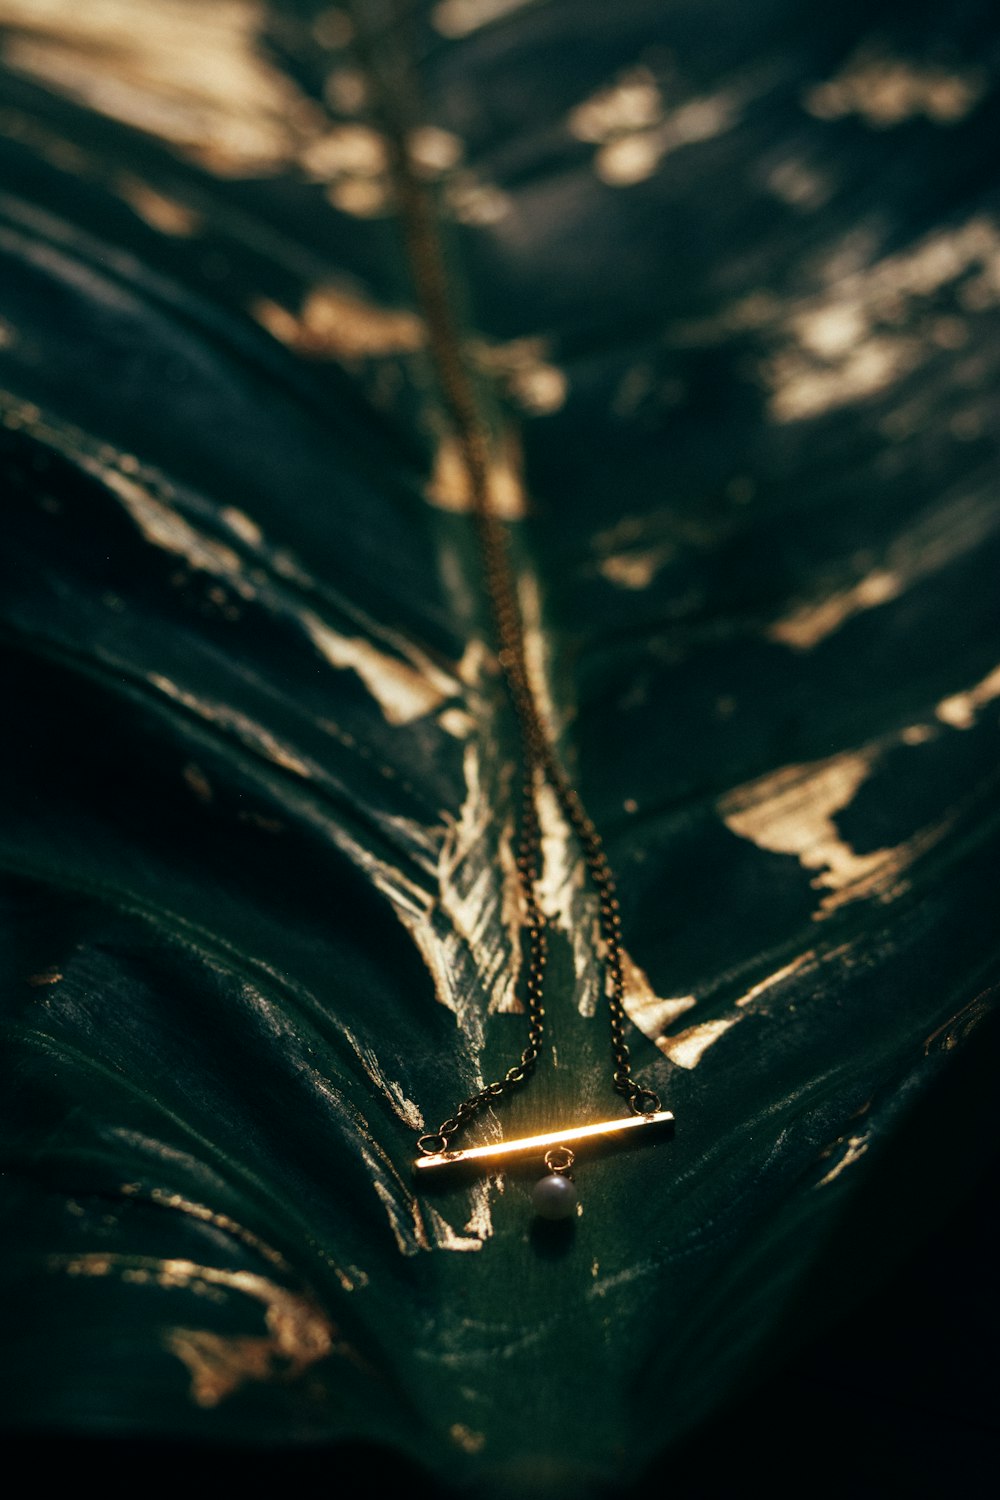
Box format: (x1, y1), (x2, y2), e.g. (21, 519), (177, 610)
(1, 2), (998, 1492)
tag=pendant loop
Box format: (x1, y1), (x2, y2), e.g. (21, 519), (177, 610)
(543, 1146), (575, 1175)
(416, 1132), (449, 1156)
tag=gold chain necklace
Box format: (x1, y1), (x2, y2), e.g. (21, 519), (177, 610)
(368, 44), (675, 1218)
(413, 496), (674, 1217)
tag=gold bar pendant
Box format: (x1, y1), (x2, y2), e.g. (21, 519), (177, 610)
(414, 1110), (674, 1173)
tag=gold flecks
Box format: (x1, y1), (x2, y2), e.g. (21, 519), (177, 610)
(764, 216), (1000, 423)
(341, 1023), (425, 1131)
(303, 611), (458, 727)
(619, 949), (697, 1045)
(116, 176), (201, 235)
(901, 723), (936, 745)
(658, 1015), (739, 1069)
(532, 781), (605, 1020)
(253, 286), (424, 362)
(312, 6), (353, 47)
(474, 337), (568, 415)
(438, 740), (524, 1020)
(0, 0), (327, 178)
(299, 123), (394, 217)
(327, 176), (392, 217)
(431, 0), (535, 39)
(324, 66), (367, 115)
(27, 968), (62, 986)
(568, 66), (741, 187)
(450, 1423), (487, 1454)
(50, 1252), (335, 1406)
(766, 157), (833, 211)
(408, 124), (463, 177)
(569, 67), (662, 143)
(426, 428), (527, 519)
(735, 950), (818, 1007)
(0, 401), (257, 600)
(98, 465), (251, 587)
(439, 706), (475, 738)
(150, 674), (313, 778)
(769, 568), (902, 648)
(923, 989), (996, 1054)
(935, 662), (1000, 729)
(599, 545), (674, 591)
(424, 1203), (487, 1252)
(721, 753), (880, 904)
(373, 1178), (427, 1257)
(145, 1189), (291, 1272)
(462, 1178), (495, 1242)
(516, 567), (562, 744)
(182, 761), (213, 803)
(768, 334), (920, 422)
(446, 171), (511, 225)
(768, 492), (1000, 649)
(168, 1331), (277, 1407)
(814, 1133), (870, 1188)
(219, 505), (263, 548)
(804, 49), (985, 128)
(719, 751), (947, 917)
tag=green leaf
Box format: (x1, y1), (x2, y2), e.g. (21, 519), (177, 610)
(1, 1), (998, 1491)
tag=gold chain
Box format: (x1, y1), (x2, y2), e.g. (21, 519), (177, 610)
(416, 495), (661, 1157)
(357, 31), (661, 1158)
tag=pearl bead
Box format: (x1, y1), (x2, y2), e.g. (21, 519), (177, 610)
(532, 1173), (578, 1220)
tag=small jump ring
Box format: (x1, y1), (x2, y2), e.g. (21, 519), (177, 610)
(416, 1132), (449, 1156)
(631, 1088), (662, 1116)
(544, 1147), (575, 1175)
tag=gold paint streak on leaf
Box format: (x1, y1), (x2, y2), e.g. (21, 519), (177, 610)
(252, 287), (425, 361)
(219, 505), (263, 548)
(50, 1252), (335, 1406)
(117, 176), (201, 235)
(149, 675), (313, 778)
(327, 176), (392, 217)
(901, 723), (936, 745)
(0, 0), (326, 177)
(805, 49), (985, 128)
(27, 968), (62, 986)
(302, 611), (457, 726)
(182, 762), (213, 803)
(814, 1134), (870, 1188)
(426, 427), (527, 518)
(769, 569), (902, 648)
(167, 1331), (276, 1407)
(408, 124), (463, 176)
(720, 752), (953, 916)
(431, 0), (536, 38)
(936, 662), (1000, 729)
(763, 217), (1000, 423)
(619, 951), (696, 1042)
(439, 706), (475, 737)
(599, 546), (674, 591)
(568, 65), (740, 187)
(658, 1015), (739, 1069)
(568, 67), (663, 143)
(734, 950), (818, 1007)
(474, 337), (568, 415)
(450, 1423), (487, 1453)
(424, 1203), (487, 1252)
(768, 493), (1000, 648)
(340, 1022), (425, 1130)
(721, 752), (881, 894)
